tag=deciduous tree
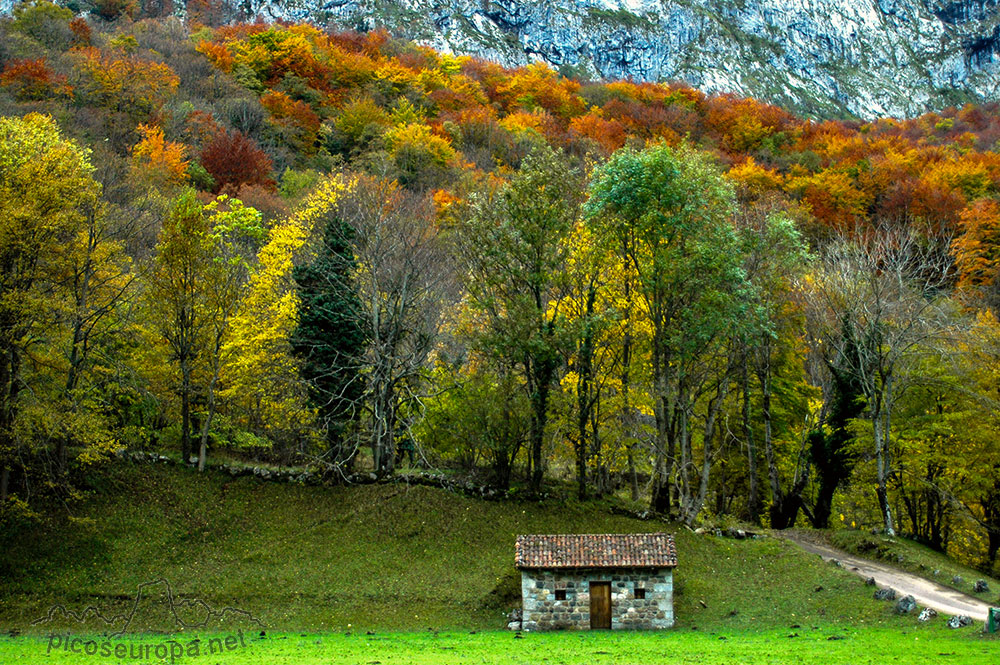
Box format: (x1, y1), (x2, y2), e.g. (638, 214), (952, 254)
(586, 143), (750, 521)
(457, 144), (583, 493)
(0, 114), (100, 501)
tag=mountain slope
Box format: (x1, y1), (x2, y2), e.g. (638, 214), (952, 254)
(225, 0), (1000, 118)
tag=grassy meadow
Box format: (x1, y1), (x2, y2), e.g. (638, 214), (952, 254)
(1, 626), (997, 665)
(1, 461), (997, 663)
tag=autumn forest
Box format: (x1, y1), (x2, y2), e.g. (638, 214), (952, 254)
(2, 1), (1000, 577)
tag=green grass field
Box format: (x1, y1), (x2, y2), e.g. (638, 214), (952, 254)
(1, 626), (996, 665)
(1, 461), (997, 664)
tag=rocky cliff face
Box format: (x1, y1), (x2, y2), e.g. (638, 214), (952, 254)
(233, 0), (1000, 117)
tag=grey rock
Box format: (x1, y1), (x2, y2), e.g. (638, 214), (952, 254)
(918, 608), (937, 622)
(947, 615), (973, 629)
(952, 575), (964, 586)
(973, 579), (990, 593)
(506, 621), (522, 631)
(865, 577), (877, 586)
(895, 595), (916, 614)
(874, 588), (897, 601)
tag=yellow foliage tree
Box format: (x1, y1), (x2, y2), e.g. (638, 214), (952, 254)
(221, 175), (349, 441)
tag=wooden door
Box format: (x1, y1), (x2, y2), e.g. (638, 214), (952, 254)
(589, 581), (611, 629)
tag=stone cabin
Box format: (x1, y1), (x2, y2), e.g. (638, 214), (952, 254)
(515, 532), (677, 631)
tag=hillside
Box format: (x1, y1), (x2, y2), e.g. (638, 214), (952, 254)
(230, 0), (1000, 118)
(2, 7), (1000, 598)
(0, 461), (936, 634)
(5, 0), (997, 118)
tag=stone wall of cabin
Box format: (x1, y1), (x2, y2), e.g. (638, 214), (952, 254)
(520, 568), (674, 631)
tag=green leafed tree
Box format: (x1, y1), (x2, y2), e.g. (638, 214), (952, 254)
(586, 143), (751, 520)
(291, 212), (366, 477)
(457, 143), (584, 494)
(0, 113), (100, 503)
(145, 190), (263, 468)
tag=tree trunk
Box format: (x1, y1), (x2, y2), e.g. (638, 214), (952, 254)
(529, 378), (549, 494)
(525, 326), (557, 496)
(590, 405), (608, 495)
(685, 382), (726, 525)
(627, 447), (639, 503)
(679, 400), (691, 518)
(575, 285), (596, 501)
(619, 265), (639, 504)
(180, 362), (192, 464)
(927, 484), (944, 552)
(760, 352), (802, 529)
(811, 472), (839, 528)
(741, 352), (760, 525)
(371, 372), (397, 478)
(771, 493), (804, 530)
(873, 401), (896, 536)
(575, 430), (587, 501)
(650, 368), (675, 517)
(987, 527), (999, 568)
(0, 342), (22, 499)
(197, 382), (216, 473)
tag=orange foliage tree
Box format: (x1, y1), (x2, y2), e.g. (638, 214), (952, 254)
(260, 89), (321, 152)
(496, 62), (586, 119)
(568, 109), (626, 155)
(70, 47), (179, 119)
(953, 198), (1000, 298)
(132, 123), (189, 187)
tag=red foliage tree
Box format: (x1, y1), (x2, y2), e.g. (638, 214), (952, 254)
(199, 129), (274, 193)
(0, 58), (70, 100)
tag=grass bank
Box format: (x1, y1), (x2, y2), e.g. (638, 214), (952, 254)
(0, 462), (973, 634)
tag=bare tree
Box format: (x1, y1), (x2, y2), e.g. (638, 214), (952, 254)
(338, 176), (454, 477)
(800, 222), (954, 536)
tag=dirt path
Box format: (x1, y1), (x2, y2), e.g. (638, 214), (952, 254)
(780, 532), (992, 621)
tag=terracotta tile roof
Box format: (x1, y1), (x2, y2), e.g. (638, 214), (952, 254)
(515, 533), (677, 569)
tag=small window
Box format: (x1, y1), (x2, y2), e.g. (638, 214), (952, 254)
(554, 589), (567, 601)
(634, 588), (646, 599)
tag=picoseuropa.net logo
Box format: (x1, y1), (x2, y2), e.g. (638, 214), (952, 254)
(45, 631), (249, 662)
(31, 577), (265, 661)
